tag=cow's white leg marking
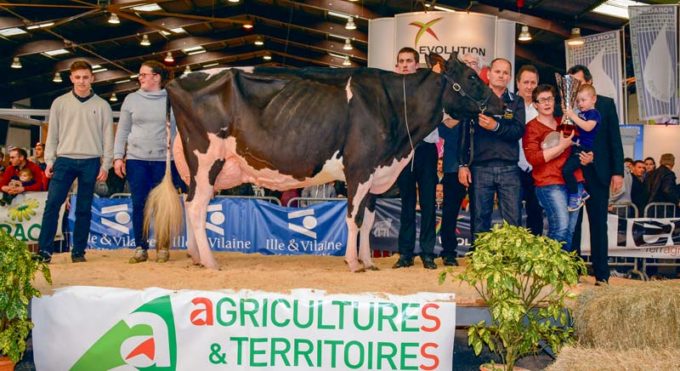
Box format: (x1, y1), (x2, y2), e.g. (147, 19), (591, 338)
(345, 77), (353, 102)
(359, 208), (377, 270)
(345, 176), (372, 272)
(184, 211), (201, 265)
(345, 218), (362, 273)
(185, 184), (217, 269)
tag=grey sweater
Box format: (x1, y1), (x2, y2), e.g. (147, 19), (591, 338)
(114, 89), (176, 162)
(46, 91), (114, 172)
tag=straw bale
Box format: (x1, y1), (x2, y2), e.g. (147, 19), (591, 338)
(546, 346), (680, 371)
(573, 282), (680, 349)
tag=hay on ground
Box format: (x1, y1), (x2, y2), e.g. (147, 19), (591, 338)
(573, 282), (680, 349)
(546, 346), (680, 371)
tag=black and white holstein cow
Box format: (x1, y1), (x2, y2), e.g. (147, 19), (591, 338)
(145, 52), (502, 271)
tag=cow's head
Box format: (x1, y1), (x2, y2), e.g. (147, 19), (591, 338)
(427, 52), (503, 118)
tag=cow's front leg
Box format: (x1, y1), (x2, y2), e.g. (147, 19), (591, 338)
(358, 206), (377, 270)
(344, 218), (363, 273)
(185, 183), (219, 270)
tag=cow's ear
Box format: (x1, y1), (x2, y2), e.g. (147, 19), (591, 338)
(426, 53), (446, 74)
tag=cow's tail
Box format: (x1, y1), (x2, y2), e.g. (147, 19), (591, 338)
(143, 95), (183, 252)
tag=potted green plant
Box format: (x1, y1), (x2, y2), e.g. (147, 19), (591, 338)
(0, 231), (51, 370)
(440, 222), (586, 371)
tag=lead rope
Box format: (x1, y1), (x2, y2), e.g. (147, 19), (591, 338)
(402, 77), (415, 171)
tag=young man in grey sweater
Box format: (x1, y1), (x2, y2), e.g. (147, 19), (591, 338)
(37, 60), (114, 263)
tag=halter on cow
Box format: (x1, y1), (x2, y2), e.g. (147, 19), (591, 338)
(144, 52), (503, 271)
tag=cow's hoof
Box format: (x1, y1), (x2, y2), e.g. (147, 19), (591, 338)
(364, 265), (379, 271)
(345, 260), (364, 273)
(203, 262), (220, 270)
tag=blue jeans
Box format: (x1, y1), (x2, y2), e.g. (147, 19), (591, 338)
(535, 184), (579, 252)
(126, 160), (169, 250)
(471, 165), (521, 235)
(39, 157), (100, 258)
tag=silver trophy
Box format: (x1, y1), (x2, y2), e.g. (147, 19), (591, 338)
(555, 73), (581, 135)
(542, 73), (581, 149)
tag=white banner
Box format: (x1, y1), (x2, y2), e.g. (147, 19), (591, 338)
(629, 5), (678, 121)
(33, 287), (456, 370)
(565, 30), (625, 123)
(0, 191), (62, 242)
(581, 213), (680, 259)
(368, 11), (514, 75)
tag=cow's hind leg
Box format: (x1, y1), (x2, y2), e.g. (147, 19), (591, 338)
(184, 210), (201, 265)
(358, 194), (378, 271)
(344, 177), (372, 272)
(185, 182), (219, 269)
(345, 217), (363, 273)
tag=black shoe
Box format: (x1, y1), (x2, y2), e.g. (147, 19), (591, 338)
(422, 257), (437, 270)
(442, 256), (458, 266)
(33, 251), (51, 264)
(71, 255), (87, 263)
(392, 257), (414, 269)
(595, 279), (608, 286)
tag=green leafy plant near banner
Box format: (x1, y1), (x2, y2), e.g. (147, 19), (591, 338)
(0, 230), (51, 364)
(440, 222), (586, 370)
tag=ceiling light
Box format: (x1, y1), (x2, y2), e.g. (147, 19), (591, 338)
(52, 72), (62, 83)
(592, 0), (644, 20)
(11, 57), (22, 69)
(170, 27), (186, 34)
(203, 62), (220, 68)
(342, 57), (352, 67)
(132, 3), (163, 12)
(254, 37), (264, 46)
(243, 21), (253, 30)
(140, 34), (151, 46)
(567, 27), (584, 46)
(0, 27), (27, 37)
(228, 0), (240, 3)
(108, 13), (120, 25)
(109, 93), (118, 103)
(26, 22), (54, 30)
(433, 5), (456, 12)
(343, 56), (351, 66)
(263, 54), (272, 61)
(115, 79), (131, 84)
(182, 45), (204, 53)
(42, 49), (70, 57)
(187, 49), (206, 56)
(93, 67), (108, 73)
(345, 17), (356, 30)
(328, 11), (352, 20)
(518, 25), (532, 42)
(183, 65), (191, 76)
(164, 52), (174, 63)
(343, 38), (353, 51)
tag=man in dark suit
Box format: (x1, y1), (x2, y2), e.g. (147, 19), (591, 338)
(568, 65), (624, 285)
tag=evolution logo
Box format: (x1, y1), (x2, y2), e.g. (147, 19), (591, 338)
(206, 203), (225, 235)
(71, 295), (177, 370)
(409, 18), (442, 47)
(288, 209), (318, 239)
(101, 204), (131, 234)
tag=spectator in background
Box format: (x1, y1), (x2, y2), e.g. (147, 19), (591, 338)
(37, 60), (113, 264)
(630, 160), (648, 214)
(623, 157), (633, 173)
(0, 147), (47, 205)
(645, 153), (680, 207)
(31, 142), (47, 171)
(643, 156), (656, 178)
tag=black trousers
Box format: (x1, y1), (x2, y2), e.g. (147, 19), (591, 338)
(520, 169), (544, 236)
(441, 172), (467, 259)
(573, 167), (610, 281)
(397, 143), (438, 259)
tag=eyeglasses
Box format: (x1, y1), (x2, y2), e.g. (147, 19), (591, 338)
(535, 96), (555, 104)
(137, 72), (158, 79)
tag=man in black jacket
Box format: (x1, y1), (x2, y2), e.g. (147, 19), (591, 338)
(645, 153), (680, 207)
(458, 58), (525, 239)
(568, 65), (624, 285)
